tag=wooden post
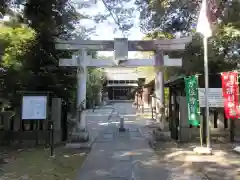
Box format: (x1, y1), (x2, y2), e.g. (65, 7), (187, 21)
(230, 118), (235, 142)
(168, 87), (172, 130)
(136, 91), (139, 109)
(150, 95), (154, 119)
(202, 108), (207, 144)
(172, 91), (178, 140)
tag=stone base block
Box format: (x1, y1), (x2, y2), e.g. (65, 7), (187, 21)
(193, 146), (212, 155)
(66, 138), (93, 149)
(233, 146), (240, 153)
(119, 128), (126, 132)
(70, 130), (89, 142)
(154, 130), (171, 141)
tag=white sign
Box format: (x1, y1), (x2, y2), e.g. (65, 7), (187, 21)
(22, 96), (47, 120)
(198, 88), (224, 107)
(163, 58), (182, 67)
(114, 38), (128, 62)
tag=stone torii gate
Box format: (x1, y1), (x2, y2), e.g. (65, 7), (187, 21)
(55, 37), (192, 140)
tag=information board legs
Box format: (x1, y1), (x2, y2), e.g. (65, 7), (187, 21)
(35, 120), (38, 146)
(48, 121), (54, 157)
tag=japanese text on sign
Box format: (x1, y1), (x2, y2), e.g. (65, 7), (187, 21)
(184, 76), (200, 126)
(221, 72), (239, 119)
(198, 88), (224, 107)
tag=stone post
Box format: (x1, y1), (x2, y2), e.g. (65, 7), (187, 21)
(152, 95), (156, 109)
(3, 112), (11, 130)
(178, 96), (190, 142)
(51, 98), (62, 143)
(154, 77), (159, 114)
(14, 108), (21, 131)
(98, 90), (102, 105)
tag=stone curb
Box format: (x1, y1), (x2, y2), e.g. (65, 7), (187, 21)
(138, 127), (151, 139)
(65, 137), (95, 150)
(233, 146), (240, 154)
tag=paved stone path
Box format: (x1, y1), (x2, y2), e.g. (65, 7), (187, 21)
(76, 102), (207, 180)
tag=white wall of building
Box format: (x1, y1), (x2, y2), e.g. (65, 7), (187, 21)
(104, 67), (141, 80)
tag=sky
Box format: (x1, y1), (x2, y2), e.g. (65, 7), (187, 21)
(75, 0), (144, 58)
(2, 0), (144, 58)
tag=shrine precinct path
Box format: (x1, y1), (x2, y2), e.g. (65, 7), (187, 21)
(75, 102), (207, 180)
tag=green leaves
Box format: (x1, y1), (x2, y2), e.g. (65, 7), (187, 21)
(0, 0), (86, 109)
(137, 0), (240, 78)
(0, 24), (36, 67)
(86, 68), (104, 106)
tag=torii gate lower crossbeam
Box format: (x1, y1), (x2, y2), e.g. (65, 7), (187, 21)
(59, 55), (182, 67)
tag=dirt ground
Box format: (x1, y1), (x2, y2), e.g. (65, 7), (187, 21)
(0, 146), (88, 180)
(155, 142), (240, 180)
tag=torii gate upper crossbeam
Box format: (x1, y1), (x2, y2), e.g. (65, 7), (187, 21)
(55, 37), (192, 51)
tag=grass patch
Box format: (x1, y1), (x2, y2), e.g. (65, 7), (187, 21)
(0, 146), (88, 180)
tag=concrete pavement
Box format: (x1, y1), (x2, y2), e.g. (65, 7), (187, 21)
(75, 102), (206, 180)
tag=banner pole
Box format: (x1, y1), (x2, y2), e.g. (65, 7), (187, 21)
(203, 36), (211, 149)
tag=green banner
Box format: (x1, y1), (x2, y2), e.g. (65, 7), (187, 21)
(184, 76), (200, 126)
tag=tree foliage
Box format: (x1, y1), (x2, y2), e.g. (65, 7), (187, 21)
(0, 0), (87, 110)
(90, 0), (136, 36)
(0, 21), (36, 108)
(135, 0), (240, 77)
(0, 24), (35, 68)
(1, 0), (239, 111)
(86, 68), (105, 107)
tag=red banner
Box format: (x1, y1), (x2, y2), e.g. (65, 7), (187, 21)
(221, 72), (239, 119)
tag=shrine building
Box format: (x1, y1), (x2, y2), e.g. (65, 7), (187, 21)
(104, 67), (145, 100)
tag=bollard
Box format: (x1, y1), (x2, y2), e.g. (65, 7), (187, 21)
(92, 100), (95, 112)
(119, 116), (126, 132)
(137, 97), (139, 108)
(151, 102), (154, 119)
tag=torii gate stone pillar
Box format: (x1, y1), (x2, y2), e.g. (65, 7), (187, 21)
(73, 50), (90, 142)
(155, 50), (166, 129)
(76, 50), (87, 109)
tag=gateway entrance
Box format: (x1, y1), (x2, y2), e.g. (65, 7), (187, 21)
(55, 36), (192, 132)
(108, 87), (132, 100)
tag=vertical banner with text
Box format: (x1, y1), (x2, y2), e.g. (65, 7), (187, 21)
(221, 71), (239, 119)
(184, 76), (200, 126)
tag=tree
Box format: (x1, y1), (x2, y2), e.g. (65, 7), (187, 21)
(0, 14), (36, 109)
(136, 0), (240, 77)
(0, 0), (90, 110)
(135, 32), (174, 82)
(0, 24), (35, 68)
(86, 68), (105, 108)
(19, 0), (84, 103)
